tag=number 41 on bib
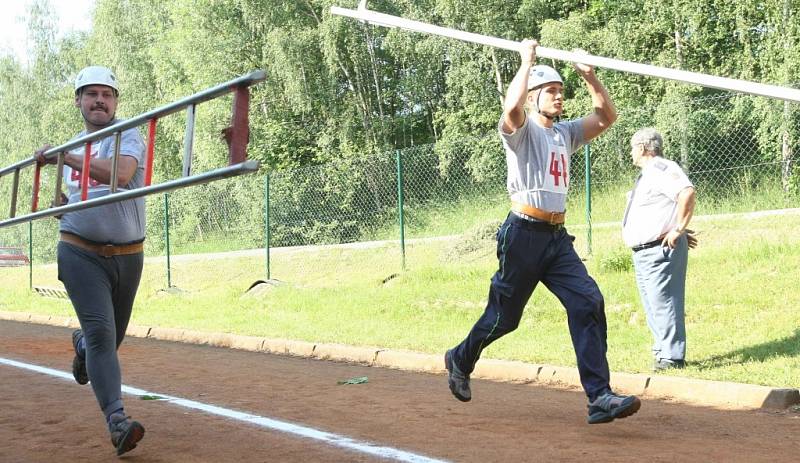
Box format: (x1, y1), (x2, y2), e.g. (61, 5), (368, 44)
(549, 151), (569, 189)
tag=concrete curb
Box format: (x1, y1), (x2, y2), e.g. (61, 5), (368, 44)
(3, 310), (798, 411)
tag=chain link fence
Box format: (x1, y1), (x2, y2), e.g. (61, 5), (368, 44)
(7, 92), (799, 289)
(603, 93), (798, 205)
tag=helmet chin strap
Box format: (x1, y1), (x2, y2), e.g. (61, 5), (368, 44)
(538, 109), (557, 120)
(535, 90), (558, 121)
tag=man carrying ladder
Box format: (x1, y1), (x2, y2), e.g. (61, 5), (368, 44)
(35, 65), (147, 455)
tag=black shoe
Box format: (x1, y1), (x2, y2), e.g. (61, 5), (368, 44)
(71, 329), (88, 385)
(108, 413), (145, 456)
(653, 359), (686, 372)
(444, 349), (471, 402)
(587, 392), (641, 424)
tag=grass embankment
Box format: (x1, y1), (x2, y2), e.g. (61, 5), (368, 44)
(2, 202), (798, 389)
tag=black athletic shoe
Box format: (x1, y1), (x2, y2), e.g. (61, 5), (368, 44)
(108, 413), (145, 456)
(444, 349), (471, 402)
(587, 392), (641, 424)
(71, 329), (88, 385)
(653, 359), (686, 372)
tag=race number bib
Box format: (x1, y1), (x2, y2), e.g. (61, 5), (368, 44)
(64, 144), (103, 191)
(542, 142), (569, 194)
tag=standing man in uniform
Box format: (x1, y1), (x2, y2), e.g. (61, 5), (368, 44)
(36, 66), (147, 455)
(444, 40), (641, 424)
(622, 128), (696, 371)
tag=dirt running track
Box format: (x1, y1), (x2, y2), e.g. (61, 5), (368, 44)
(1, 320), (798, 462)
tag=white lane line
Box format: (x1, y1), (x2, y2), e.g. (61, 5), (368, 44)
(0, 356), (449, 463)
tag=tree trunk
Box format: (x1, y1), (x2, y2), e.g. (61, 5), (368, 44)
(491, 48), (505, 107)
(781, 0), (794, 192)
(301, 0), (376, 146)
(363, 26), (387, 146)
(675, 26), (690, 169)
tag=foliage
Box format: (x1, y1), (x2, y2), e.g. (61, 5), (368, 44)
(1, 0), (800, 255)
(598, 247), (633, 273)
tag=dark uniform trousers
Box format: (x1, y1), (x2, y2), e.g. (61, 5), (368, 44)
(451, 212), (611, 401)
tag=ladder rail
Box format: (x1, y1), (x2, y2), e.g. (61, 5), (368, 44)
(0, 161), (259, 229)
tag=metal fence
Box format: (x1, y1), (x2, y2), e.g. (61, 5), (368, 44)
(6, 91), (799, 289)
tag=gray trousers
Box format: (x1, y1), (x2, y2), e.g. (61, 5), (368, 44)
(57, 241), (143, 417)
(632, 235), (688, 362)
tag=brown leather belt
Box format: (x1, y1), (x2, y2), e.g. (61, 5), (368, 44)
(511, 201), (566, 225)
(59, 232), (144, 257)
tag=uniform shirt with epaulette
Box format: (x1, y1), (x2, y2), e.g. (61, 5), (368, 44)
(622, 157), (693, 248)
(498, 115), (586, 213)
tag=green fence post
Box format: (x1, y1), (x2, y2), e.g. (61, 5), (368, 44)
(264, 172), (271, 280)
(164, 193), (172, 288)
(28, 221), (33, 290)
(396, 150), (406, 270)
(584, 143), (592, 255)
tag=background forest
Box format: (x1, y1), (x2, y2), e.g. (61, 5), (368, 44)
(1, 0), (799, 256)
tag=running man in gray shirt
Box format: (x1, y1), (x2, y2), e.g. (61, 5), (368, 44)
(445, 40), (642, 424)
(35, 65), (146, 455)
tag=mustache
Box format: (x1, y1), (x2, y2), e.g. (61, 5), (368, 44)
(90, 104), (108, 112)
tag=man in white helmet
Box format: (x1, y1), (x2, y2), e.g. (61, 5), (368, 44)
(35, 65), (147, 455)
(445, 40), (641, 424)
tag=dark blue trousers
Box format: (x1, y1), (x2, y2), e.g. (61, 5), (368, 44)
(451, 213), (611, 401)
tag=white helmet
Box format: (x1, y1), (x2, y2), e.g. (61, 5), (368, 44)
(527, 65), (563, 90)
(75, 66), (119, 95)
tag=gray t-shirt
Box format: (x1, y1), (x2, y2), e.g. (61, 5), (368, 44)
(60, 121), (146, 244)
(498, 115), (585, 212)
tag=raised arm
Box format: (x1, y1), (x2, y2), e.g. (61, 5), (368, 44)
(502, 39), (538, 134)
(574, 59), (617, 142)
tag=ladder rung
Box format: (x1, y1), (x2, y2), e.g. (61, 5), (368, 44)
(80, 142), (92, 201)
(9, 169), (20, 218)
(31, 163), (41, 212)
(182, 104), (196, 177)
(145, 118), (157, 186)
(110, 132), (121, 192)
(53, 152), (65, 208)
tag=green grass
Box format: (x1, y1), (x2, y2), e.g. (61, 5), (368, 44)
(3, 209), (799, 389)
(370, 180), (800, 240)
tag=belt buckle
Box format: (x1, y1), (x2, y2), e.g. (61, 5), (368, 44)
(100, 244), (115, 258)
